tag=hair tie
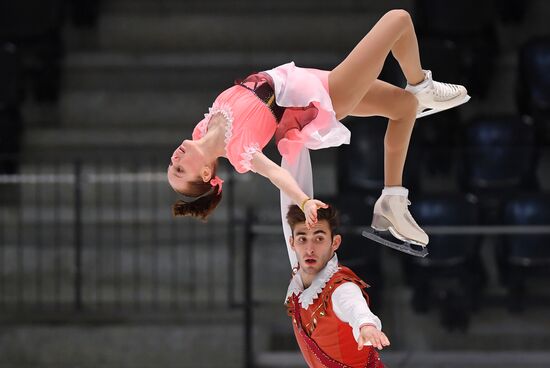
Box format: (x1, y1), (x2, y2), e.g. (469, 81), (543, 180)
(209, 176), (224, 194)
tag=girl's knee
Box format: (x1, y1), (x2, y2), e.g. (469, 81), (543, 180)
(402, 90), (419, 117)
(384, 9), (412, 25)
(389, 89), (417, 121)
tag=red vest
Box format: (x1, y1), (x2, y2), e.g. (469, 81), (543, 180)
(286, 266), (384, 368)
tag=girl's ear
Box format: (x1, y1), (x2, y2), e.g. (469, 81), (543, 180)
(200, 165), (213, 183)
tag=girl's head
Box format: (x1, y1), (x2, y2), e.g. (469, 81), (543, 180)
(168, 140), (223, 220)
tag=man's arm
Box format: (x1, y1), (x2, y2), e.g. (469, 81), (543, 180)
(332, 282), (390, 350)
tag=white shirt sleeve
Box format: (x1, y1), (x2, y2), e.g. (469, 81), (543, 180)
(331, 282), (382, 343)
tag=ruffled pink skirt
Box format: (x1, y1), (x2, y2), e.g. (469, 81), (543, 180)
(263, 62), (351, 164)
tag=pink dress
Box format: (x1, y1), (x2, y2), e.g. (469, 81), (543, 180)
(192, 62), (351, 174)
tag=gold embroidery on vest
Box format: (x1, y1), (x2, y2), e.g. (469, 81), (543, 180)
(304, 298), (328, 335)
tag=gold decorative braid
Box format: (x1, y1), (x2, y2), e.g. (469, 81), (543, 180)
(266, 94), (275, 107)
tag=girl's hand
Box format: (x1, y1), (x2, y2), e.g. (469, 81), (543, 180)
(357, 325), (390, 351)
(303, 199), (329, 228)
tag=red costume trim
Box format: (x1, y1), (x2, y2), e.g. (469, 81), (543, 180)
(291, 294), (352, 368)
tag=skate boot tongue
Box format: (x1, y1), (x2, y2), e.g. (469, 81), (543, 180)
(405, 70), (433, 94)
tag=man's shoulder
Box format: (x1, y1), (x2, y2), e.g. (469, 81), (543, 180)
(334, 264), (361, 279)
(329, 265), (369, 290)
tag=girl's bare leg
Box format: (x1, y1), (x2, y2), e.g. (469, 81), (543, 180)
(328, 10), (431, 247)
(349, 79), (418, 187)
(329, 9), (424, 119)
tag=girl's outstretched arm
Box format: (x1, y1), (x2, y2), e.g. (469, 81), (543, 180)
(250, 151), (327, 228)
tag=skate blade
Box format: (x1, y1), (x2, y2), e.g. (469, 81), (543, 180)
(416, 94), (471, 119)
(362, 228), (429, 258)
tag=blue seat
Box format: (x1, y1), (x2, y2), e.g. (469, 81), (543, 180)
(499, 194), (550, 312)
(404, 194), (484, 331)
(410, 195), (480, 263)
(460, 116), (538, 193)
(503, 195), (550, 263)
(517, 37), (550, 117)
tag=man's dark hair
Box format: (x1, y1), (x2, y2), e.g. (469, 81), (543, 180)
(286, 204), (339, 237)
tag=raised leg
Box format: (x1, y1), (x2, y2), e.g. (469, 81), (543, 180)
(327, 10), (440, 249)
(329, 9), (424, 120)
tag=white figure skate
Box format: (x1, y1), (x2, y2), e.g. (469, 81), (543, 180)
(406, 70), (470, 119)
(362, 187), (429, 257)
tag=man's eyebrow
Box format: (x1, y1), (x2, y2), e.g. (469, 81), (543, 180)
(294, 229), (327, 236)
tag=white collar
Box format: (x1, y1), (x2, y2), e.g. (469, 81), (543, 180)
(285, 254), (340, 310)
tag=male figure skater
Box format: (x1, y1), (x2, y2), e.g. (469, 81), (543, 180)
(285, 204), (389, 368)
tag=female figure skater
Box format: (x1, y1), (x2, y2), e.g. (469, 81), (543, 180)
(167, 9), (469, 263)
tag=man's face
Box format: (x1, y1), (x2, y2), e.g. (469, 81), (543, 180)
(290, 219), (341, 276)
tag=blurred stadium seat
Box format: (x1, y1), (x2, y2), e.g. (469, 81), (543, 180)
(459, 116), (538, 224)
(498, 194), (550, 312)
(517, 36), (550, 142)
(404, 194), (484, 331)
(459, 116), (538, 194)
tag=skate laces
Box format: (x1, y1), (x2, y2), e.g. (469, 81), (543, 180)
(431, 80), (462, 99)
(415, 70), (462, 100)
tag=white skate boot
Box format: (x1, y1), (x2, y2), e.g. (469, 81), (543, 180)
(362, 187), (429, 257)
(405, 70), (470, 119)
